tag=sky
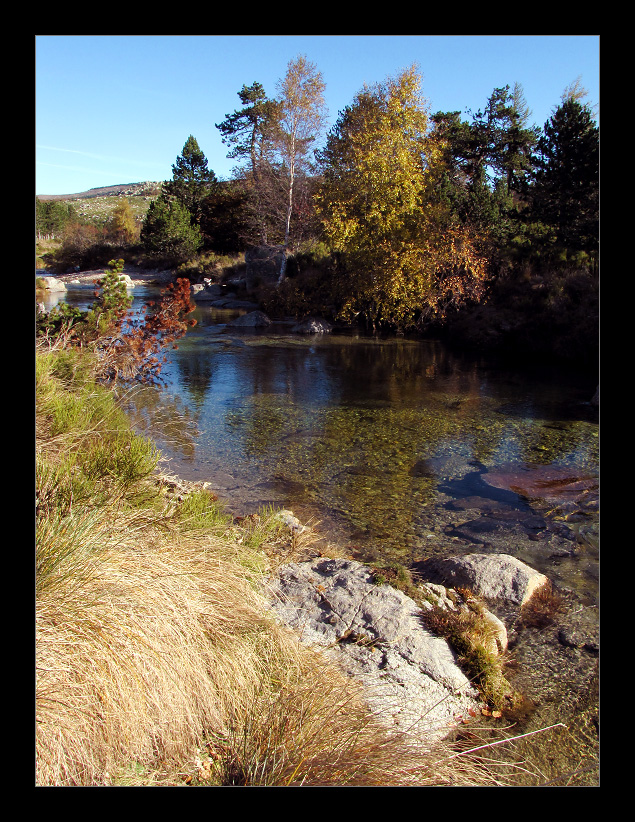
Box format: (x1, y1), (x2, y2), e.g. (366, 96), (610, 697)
(35, 34), (600, 196)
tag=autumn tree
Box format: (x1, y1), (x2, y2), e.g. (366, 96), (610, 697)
(274, 55), (327, 282)
(315, 65), (489, 331)
(108, 198), (138, 244)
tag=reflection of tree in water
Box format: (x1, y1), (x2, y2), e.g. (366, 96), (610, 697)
(120, 384), (200, 462)
(170, 344), (218, 409)
(139, 329), (597, 562)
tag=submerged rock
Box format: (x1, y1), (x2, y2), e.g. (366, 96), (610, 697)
(292, 317), (333, 334)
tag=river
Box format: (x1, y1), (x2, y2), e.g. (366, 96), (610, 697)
(51, 283), (599, 601)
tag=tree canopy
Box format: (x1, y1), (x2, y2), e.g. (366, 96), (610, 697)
(315, 65), (489, 330)
(530, 95), (599, 263)
(140, 196), (202, 261)
(162, 135), (218, 224)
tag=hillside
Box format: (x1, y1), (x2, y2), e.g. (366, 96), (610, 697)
(36, 181), (164, 226)
(36, 181), (163, 201)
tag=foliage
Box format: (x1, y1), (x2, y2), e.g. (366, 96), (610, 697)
(216, 60), (327, 258)
(216, 83), (282, 246)
(199, 180), (252, 254)
(36, 199), (78, 237)
(140, 195), (203, 263)
(98, 276), (197, 384)
(274, 55), (328, 279)
(429, 85), (539, 259)
(529, 96), (599, 265)
(36, 260), (197, 385)
(108, 198), (139, 244)
(418, 593), (520, 713)
(315, 65), (489, 330)
(162, 135), (218, 224)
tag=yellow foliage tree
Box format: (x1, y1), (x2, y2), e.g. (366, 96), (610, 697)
(315, 65), (489, 330)
(109, 198), (139, 244)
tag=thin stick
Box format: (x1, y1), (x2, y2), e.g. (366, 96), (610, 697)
(440, 722), (567, 761)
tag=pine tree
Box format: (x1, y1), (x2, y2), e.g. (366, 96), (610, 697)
(140, 196), (202, 261)
(162, 136), (218, 224)
(530, 94), (599, 262)
(215, 83), (281, 245)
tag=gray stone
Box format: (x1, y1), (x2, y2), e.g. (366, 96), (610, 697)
(39, 276), (66, 293)
(419, 553), (549, 607)
(268, 558), (479, 745)
(192, 283), (223, 301)
(245, 245), (285, 290)
(227, 310), (271, 328)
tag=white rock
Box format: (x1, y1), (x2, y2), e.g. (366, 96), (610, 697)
(269, 558), (479, 745)
(422, 553), (549, 607)
(40, 276), (66, 293)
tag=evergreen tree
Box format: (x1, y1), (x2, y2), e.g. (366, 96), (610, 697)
(140, 196), (202, 261)
(215, 82), (281, 245)
(199, 180), (252, 255)
(530, 94), (599, 263)
(216, 82), (281, 177)
(162, 136), (218, 224)
(36, 199), (78, 237)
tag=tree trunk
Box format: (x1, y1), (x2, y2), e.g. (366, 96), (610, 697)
(278, 155), (295, 286)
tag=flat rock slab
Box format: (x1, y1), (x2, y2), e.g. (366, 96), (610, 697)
(268, 558), (479, 744)
(482, 464), (598, 507)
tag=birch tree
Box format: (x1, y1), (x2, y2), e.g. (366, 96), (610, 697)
(274, 55), (327, 283)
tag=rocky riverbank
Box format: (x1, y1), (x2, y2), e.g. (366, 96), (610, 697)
(157, 470), (599, 785)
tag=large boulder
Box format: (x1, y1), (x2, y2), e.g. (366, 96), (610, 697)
(191, 283), (223, 301)
(245, 245), (285, 290)
(417, 553), (549, 607)
(38, 276), (66, 293)
(227, 310), (271, 328)
(269, 558), (479, 744)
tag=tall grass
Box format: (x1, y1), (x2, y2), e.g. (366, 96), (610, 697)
(35, 340), (530, 786)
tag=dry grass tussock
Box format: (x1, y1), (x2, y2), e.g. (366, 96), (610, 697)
(35, 342), (532, 786)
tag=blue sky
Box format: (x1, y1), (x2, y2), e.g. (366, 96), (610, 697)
(35, 34), (600, 196)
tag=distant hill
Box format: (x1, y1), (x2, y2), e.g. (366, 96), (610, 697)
(37, 182), (163, 201)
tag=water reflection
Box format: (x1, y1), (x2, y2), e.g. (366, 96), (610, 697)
(127, 308), (598, 572)
(49, 291), (599, 598)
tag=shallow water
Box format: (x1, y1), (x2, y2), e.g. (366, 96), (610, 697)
(111, 300), (598, 605)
